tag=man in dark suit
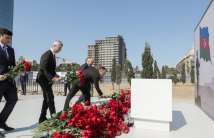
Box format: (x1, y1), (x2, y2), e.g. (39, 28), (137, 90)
(36, 40), (63, 123)
(63, 66), (106, 111)
(80, 57), (94, 70)
(0, 28), (17, 131)
(75, 57), (94, 103)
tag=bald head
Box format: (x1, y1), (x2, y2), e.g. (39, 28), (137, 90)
(51, 40), (63, 54)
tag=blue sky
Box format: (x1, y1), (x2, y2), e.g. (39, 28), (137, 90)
(13, 0), (210, 68)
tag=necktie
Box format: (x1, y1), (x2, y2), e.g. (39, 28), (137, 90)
(2, 46), (9, 60)
(53, 54), (56, 67)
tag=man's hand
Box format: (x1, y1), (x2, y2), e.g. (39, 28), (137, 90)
(0, 75), (7, 81)
(52, 76), (60, 82)
(76, 70), (80, 76)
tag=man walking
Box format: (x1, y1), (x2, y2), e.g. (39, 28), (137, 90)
(0, 28), (17, 131)
(36, 40), (63, 123)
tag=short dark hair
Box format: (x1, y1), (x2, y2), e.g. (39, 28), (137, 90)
(0, 28), (13, 36)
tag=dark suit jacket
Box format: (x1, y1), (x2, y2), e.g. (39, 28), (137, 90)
(83, 66), (103, 95)
(80, 63), (89, 70)
(37, 50), (57, 84)
(0, 46), (16, 75)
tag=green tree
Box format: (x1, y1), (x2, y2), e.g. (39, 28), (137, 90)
(190, 66), (195, 83)
(116, 64), (122, 90)
(170, 72), (179, 84)
(72, 63), (80, 70)
(153, 60), (160, 79)
(141, 42), (154, 78)
(57, 63), (80, 72)
(181, 64), (186, 84)
(134, 66), (139, 73)
(161, 66), (167, 79)
(124, 59), (135, 85)
(111, 58), (116, 90)
(56, 64), (67, 71)
(31, 60), (39, 71)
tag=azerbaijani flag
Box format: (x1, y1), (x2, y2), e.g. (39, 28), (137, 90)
(200, 27), (211, 62)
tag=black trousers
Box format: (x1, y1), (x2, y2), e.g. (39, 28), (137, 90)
(64, 83), (71, 96)
(63, 80), (91, 111)
(76, 84), (93, 103)
(0, 81), (18, 125)
(38, 79), (56, 119)
(20, 81), (27, 95)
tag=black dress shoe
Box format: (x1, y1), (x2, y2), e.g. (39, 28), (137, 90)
(0, 124), (15, 131)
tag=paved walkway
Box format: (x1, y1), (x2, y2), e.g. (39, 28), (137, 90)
(0, 95), (214, 138)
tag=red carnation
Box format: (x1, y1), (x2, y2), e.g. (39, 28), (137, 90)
(123, 125), (130, 134)
(59, 112), (68, 121)
(61, 133), (74, 138)
(52, 132), (61, 138)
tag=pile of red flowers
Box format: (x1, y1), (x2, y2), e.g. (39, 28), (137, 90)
(47, 89), (132, 138)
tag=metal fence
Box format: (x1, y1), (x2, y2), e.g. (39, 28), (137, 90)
(16, 79), (66, 95)
(16, 79), (97, 97)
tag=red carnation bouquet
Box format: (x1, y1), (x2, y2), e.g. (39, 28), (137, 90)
(5, 60), (32, 80)
(66, 68), (85, 86)
(76, 69), (85, 86)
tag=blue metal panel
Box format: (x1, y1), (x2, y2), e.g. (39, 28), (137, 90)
(0, 0), (14, 31)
